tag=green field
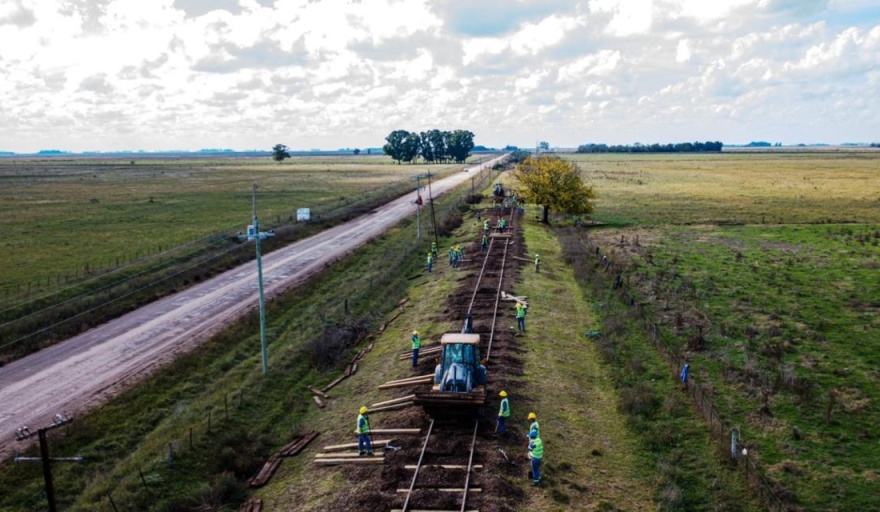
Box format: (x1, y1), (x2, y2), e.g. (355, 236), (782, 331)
(566, 151), (880, 511)
(0, 155), (466, 302)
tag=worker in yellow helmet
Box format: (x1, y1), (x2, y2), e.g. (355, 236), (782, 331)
(527, 412), (540, 438)
(497, 390), (510, 435)
(355, 406), (372, 456)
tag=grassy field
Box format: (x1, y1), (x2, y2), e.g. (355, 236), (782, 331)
(567, 152), (880, 226)
(0, 155), (479, 363)
(0, 155), (467, 303)
(561, 151), (880, 511)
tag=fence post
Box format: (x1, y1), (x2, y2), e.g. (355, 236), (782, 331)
(107, 493), (119, 512)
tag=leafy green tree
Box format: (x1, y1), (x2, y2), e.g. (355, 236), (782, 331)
(445, 129), (475, 163)
(401, 132), (422, 163)
(514, 155), (595, 224)
(272, 144), (291, 162)
(427, 129), (447, 162)
(353, 148), (361, 155)
(539, 141), (550, 151)
(383, 130), (409, 163)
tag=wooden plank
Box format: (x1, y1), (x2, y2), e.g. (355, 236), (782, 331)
(344, 364), (353, 376)
(279, 431), (319, 457)
(350, 362), (358, 375)
(314, 451), (384, 458)
(307, 386), (329, 399)
(313, 395), (325, 408)
(369, 402), (414, 413)
(248, 455), (281, 488)
(322, 374), (347, 392)
(390, 509), (478, 512)
(371, 395), (416, 408)
(378, 379), (432, 390)
(370, 428), (421, 435)
(397, 488), (482, 493)
(384, 373), (435, 384)
(404, 464), (483, 469)
(314, 458), (385, 465)
(322, 439), (394, 452)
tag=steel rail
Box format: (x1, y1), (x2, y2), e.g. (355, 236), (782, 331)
(460, 420), (480, 512)
(401, 419), (435, 512)
(465, 237), (495, 317)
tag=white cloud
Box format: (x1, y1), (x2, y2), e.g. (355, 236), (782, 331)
(1, 0), (879, 152)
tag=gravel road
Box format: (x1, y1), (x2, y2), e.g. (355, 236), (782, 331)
(0, 156), (505, 458)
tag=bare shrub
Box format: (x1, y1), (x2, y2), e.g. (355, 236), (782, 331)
(304, 316), (373, 369)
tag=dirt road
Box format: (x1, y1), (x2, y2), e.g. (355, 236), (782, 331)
(0, 157), (506, 458)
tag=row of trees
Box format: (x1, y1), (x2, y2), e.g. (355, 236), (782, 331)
(382, 129), (475, 164)
(577, 141), (724, 153)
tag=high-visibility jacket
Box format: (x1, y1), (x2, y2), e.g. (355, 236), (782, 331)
(528, 437), (543, 460)
(355, 414), (370, 435)
(529, 420), (540, 438)
(483, 220), (490, 230)
(535, 255), (541, 265)
(498, 397), (510, 418)
(516, 305), (526, 319)
(411, 334), (421, 350)
(427, 254), (433, 264)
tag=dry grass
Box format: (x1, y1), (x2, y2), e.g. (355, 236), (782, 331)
(564, 152), (880, 225)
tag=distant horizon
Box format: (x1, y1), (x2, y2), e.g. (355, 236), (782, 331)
(2, 141), (879, 156)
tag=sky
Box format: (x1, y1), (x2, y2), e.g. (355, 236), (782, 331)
(1, 0), (879, 152)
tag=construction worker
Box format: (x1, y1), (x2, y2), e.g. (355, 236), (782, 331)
(680, 359), (690, 390)
(431, 241), (438, 259)
(355, 406), (372, 456)
(411, 330), (421, 368)
(426, 252), (433, 273)
(448, 246), (455, 265)
(516, 302), (526, 333)
(527, 430), (543, 485)
(497, 390), (510, 434)
(481, 234), (488, 252)
(527, 412), (540, 438)
(534, 254), (541, 273)
(483, 219), (490, 233)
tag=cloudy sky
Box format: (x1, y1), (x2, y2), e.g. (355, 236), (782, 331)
(1, 0), (879, 152)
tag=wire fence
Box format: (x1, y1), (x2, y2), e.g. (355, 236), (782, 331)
(569, 228), (793, 512)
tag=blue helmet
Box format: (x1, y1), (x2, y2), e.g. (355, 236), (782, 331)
(528, 430), (538, 439)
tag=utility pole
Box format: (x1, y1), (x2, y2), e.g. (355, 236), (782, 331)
(240, 184), (275, 375)
(412, 175), (423, 240)
(14, 415), (80, 512)
(426, 172), (439, 247)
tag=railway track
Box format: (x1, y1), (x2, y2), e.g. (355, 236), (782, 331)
(391, 201), (519, 512)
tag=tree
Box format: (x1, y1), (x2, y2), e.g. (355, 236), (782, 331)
(401, 132), (422, 163)
(514, 155), (596, 224)
(538, 141), (550, 151)
(383, 130), (409, 163)
(446, 129), (475, 163)
(272, 144), (291, 162)
(353, 148), (361, 155)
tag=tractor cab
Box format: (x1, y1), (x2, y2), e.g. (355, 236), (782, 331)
(414, 333), (487, 418)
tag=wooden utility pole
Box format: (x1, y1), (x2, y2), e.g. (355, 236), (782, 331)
(14, 416), (80, 512)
